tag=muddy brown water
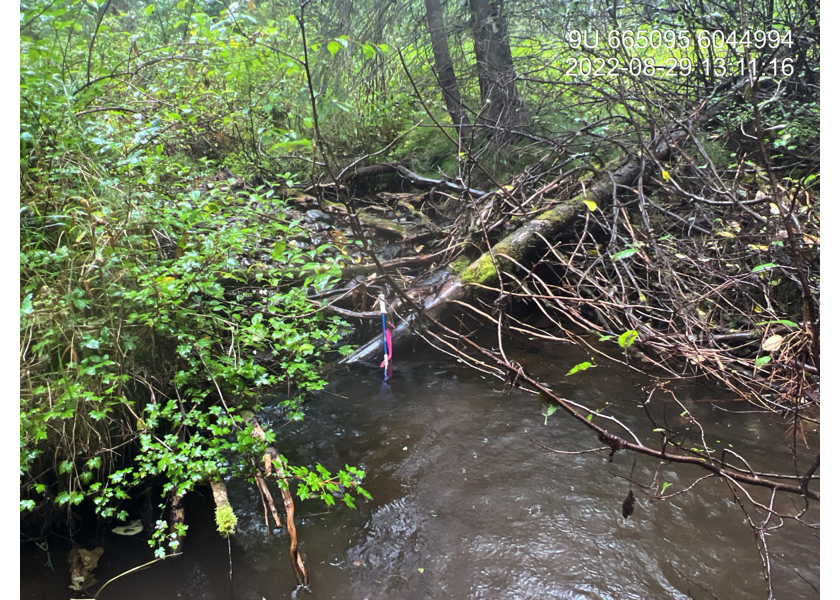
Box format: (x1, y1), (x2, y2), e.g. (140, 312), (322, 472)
(21, 339), (819, 599)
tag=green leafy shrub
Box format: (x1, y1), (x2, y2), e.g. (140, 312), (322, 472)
(19, 0), (368, 552)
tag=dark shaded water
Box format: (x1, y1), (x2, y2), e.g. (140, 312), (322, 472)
(21, 341), (819, 599)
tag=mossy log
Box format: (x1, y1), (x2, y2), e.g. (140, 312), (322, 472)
(337, 181), (623, 365)
(210, 480), (237, 538)
(340, 100), (717, 366)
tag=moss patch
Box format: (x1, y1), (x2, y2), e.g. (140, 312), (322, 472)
(215, 503), (237, 538)
(460, 253), (501, 286)
(449, 254), (473, 275)
(459, 196), (586, 286)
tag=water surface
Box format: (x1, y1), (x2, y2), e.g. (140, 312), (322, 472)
(21, 340), (819, 599)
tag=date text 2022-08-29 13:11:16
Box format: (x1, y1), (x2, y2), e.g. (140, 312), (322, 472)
(563, 28), (797, 79)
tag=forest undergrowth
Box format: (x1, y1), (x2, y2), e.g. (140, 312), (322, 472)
(20, 0), (818, 593)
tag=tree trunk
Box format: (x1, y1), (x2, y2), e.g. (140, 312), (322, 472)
(468, 0), (526, 130)
(424, 0), (471, 142)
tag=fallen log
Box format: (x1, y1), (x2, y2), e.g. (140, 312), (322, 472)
(340, 101), (714, 366)
(340, 162), (487, 196)
(339, 159), (641, 365)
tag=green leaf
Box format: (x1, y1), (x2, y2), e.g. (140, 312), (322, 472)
(327, 41), (341, 57)
(537, 392), (557, 425)
(618, 330), (639, 349)
(755, 355), (772, 367)
(752, 262), (779, 273)
(611, 248), (638, 261)
(566, 361), (594, 376)
(20, 293), (33, 317)
(541, 404), (558, 425)
(660, 482), (672, 494)
(272, 241), (286, 261)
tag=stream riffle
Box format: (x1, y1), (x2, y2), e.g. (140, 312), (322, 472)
(21, 339), (819, 599)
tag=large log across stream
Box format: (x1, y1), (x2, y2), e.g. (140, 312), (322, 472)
(339, 101), (713, 366)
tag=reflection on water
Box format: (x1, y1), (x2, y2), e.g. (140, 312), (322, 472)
(21, 342), (819, 600)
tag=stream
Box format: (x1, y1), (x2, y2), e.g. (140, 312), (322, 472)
(21, 338), (819, 599)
